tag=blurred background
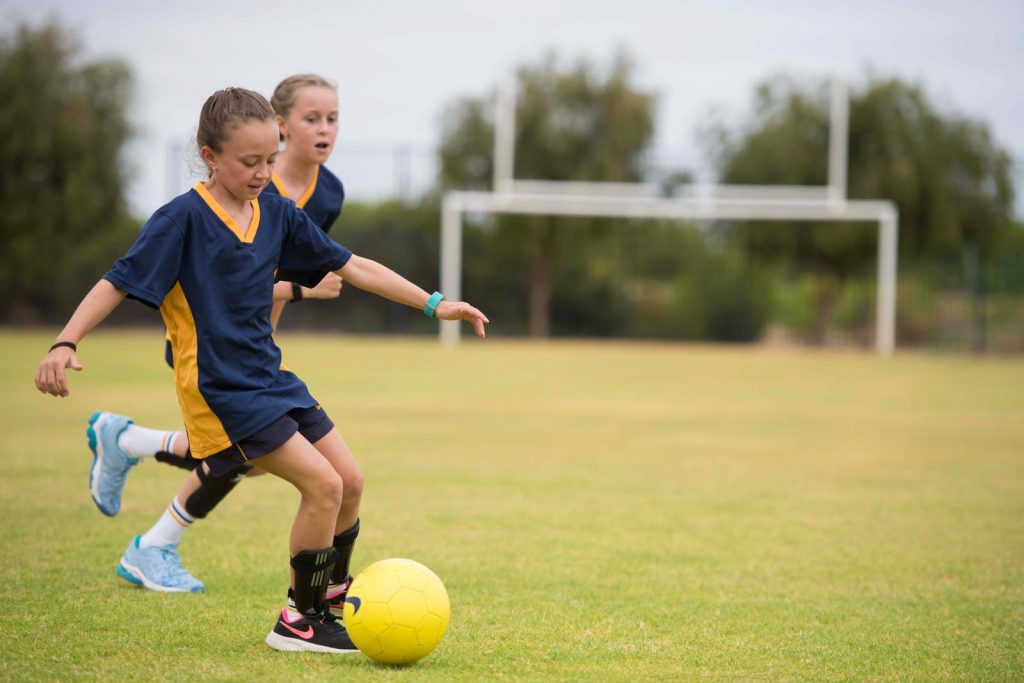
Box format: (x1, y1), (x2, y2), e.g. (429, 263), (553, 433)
(2, 0), (1022, 352)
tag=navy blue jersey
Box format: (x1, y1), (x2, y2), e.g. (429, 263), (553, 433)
(164, 165), (345, 368)
(106, 182), (351, 458)
(263, 164), (344, 234)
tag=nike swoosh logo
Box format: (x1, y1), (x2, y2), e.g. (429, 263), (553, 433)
(345, 596), (361, 614)
(280, 621), (314, 639)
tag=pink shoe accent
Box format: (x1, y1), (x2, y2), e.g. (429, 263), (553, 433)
(326, 578), (351, 601)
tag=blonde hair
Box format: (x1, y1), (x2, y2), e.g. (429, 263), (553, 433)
(197, 87), (275, 153)
(270, 74), (336, 118)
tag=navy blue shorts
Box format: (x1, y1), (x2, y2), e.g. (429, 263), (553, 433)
(203, 405), (335, 478)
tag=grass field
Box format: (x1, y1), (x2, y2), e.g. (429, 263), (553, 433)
(2, 330), (1022, 681)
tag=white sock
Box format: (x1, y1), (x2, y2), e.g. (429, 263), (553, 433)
(118, 425), (182, 459)
(138, 497), (194, 548)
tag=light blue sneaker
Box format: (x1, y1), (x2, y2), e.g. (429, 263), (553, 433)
(116, 535), (205, 593)
(86, 411), (139, 516)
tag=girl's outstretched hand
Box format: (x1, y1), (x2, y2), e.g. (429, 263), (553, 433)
(36, 347), (83, 397)
(435, 301), (490, 338)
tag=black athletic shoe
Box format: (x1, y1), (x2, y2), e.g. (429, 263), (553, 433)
(326, 576), (353, 618)
(265, 606), (359, 654)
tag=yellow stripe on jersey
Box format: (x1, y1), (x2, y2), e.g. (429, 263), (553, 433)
(269, 172), (287, 196)
(295, 166), (319, 209)
(161, 282), (232, 458)
(268, 168), (319, 209)
(194, 182), (261, 243)
(247, 199), (261, 241)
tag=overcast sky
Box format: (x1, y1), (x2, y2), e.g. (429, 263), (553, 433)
(5, 0), (1023, 213)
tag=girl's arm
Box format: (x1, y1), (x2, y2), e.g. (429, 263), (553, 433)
(35, 279), (127, 397)
(336, 255), (489, 337)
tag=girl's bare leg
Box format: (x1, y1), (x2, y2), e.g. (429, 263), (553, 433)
(256, 432), (344, 554)
(311, 429), (364, 534)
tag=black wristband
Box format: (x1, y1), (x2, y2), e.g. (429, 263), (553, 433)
(49, 341), (77, 353)
(291, 282), (303, 302)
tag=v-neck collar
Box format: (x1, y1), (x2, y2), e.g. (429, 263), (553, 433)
(194, 182), (261, 243)
(269, 165), (319, 209)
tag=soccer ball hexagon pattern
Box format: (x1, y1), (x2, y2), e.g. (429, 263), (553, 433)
(343, 558), (451, 664)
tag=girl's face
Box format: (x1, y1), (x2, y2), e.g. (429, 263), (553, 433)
(278, 86), (339, 164)
(202, 119), (279, 202)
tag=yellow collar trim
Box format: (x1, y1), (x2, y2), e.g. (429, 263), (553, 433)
(269, 173), (287, 197)
(269, 166), (319, 209)
(194, 182), (261, 243)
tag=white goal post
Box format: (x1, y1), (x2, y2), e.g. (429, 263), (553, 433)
(440, 80), (899, 355)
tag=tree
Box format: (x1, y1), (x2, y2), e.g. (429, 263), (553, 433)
(705, 74), (1016, 344)
(0, 21), (136, 322)
(438, 51), (656, 337)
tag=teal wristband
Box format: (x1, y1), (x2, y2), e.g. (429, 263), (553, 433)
(423, 291), (445, 318)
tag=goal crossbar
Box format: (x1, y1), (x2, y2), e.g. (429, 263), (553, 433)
(440, 190), (898, 354)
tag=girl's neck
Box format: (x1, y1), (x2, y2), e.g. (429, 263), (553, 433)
(204, 178), (248, 214)
(274, 151), (319, 186)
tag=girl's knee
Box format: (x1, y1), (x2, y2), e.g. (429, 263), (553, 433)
(310, 471), (344, 508)
(343, 470), (364, 502)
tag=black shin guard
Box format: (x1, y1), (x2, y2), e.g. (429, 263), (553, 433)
(291, 547), (339, 616)
(154, 447), (199, 471)
(331, 518), (360, 584)
(183, 462), (252, 519)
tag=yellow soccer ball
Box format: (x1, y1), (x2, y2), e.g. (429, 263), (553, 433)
(343, 558), (450, 664)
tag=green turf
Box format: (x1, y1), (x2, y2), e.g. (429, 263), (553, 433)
(2, 330), (1022, 681)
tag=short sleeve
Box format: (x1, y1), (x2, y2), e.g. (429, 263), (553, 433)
(276, 203), (352, 287)
(103, 211), (184, 309)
